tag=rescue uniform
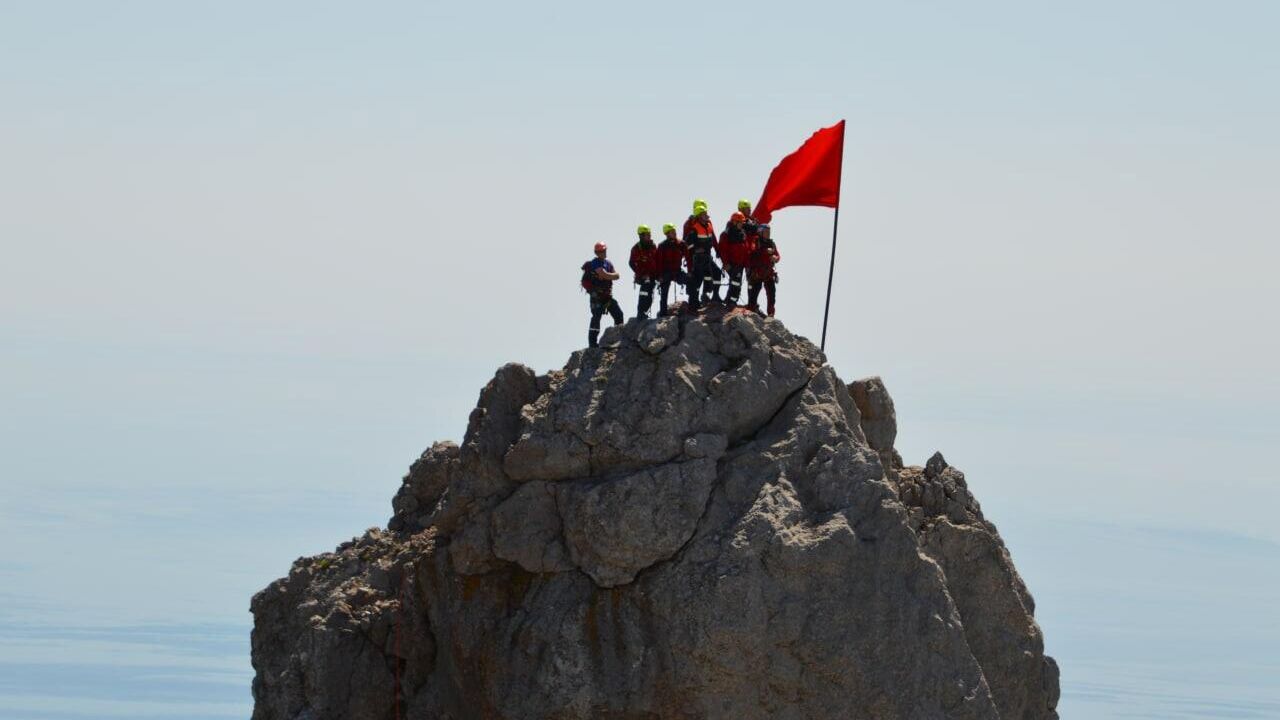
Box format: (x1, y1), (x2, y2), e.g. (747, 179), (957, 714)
(746, 238), (780, 316)
(582, 257), (624, 347)
(655, 236), (688, 315)
(682, 215), (721, 308)
(742, 216), (761, 259)
(628, 238), (661, 318)
(717, 223), (753, 305)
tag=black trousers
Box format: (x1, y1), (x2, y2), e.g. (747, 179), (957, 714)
(636, 278), (656, 318)
(589, 294), (624, 347)
(658, 270), (686, 314)
(747, 278), (777, 315)
(686, 254), (721, 308)
(724, 264), (745, 304)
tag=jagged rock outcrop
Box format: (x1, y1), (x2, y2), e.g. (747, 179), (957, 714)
(251, 310), (1059, 719)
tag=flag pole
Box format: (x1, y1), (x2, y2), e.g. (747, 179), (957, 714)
(819, 206), (839, 353)
(819, 124), (846, 353)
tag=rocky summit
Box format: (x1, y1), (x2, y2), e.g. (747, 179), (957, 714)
(250, 310), (1060, 719)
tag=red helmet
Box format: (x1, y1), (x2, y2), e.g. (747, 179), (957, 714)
(730, 212), (746, 224)
(594, 242), (607, 253)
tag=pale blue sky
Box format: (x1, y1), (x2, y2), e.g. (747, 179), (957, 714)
(1, 2), (1278, 717)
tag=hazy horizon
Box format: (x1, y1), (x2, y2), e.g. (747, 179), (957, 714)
(3, 1), (1277, 718)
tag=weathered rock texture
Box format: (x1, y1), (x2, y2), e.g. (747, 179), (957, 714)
(251, 311), (1059, 719)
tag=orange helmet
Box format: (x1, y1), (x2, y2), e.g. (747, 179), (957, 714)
(730, 212), (746, 224)
(594, 242), (607, 253)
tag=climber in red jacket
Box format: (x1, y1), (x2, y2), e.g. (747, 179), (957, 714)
(738, 198), (762, 249)
(717, 212), (753, 305)
(655, 223), (688, 315)
(746, 224), (780, 317)
(629, 225), (661, 318)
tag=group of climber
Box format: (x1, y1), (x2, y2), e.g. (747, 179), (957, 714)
(581, 199), (780, 348)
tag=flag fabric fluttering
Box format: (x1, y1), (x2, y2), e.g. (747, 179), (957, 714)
(753, 120), (846, 224)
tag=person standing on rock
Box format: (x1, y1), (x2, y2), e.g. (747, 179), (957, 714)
(746, 224), (780, 316)
(738, 198), (763, 271)
(737, 198), (761, 243)
(717, 212), (752, 306)
(683, 200), (721, 309)
(581, 242), (624, 347)
(628, 225), (660, 319)
(655, 223), (687, 315)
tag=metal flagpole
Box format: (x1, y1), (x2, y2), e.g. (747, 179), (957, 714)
(819, 128), (846, 353)
(819, 206), (839, 352)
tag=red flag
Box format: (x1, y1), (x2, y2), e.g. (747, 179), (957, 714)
(754, 120), (845, 224)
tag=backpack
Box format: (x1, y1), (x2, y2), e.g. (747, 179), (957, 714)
(581, 261), (608, 294)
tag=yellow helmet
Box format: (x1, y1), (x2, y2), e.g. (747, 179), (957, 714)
(661, 223), (676, 234)
(637, 224), (651, 236)
(692, 198), (707, 212)
(738, 199), (752, 211)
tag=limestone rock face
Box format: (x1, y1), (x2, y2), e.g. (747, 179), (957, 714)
(848, 375), (903, 476)
(251, 312), (1059, 720)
